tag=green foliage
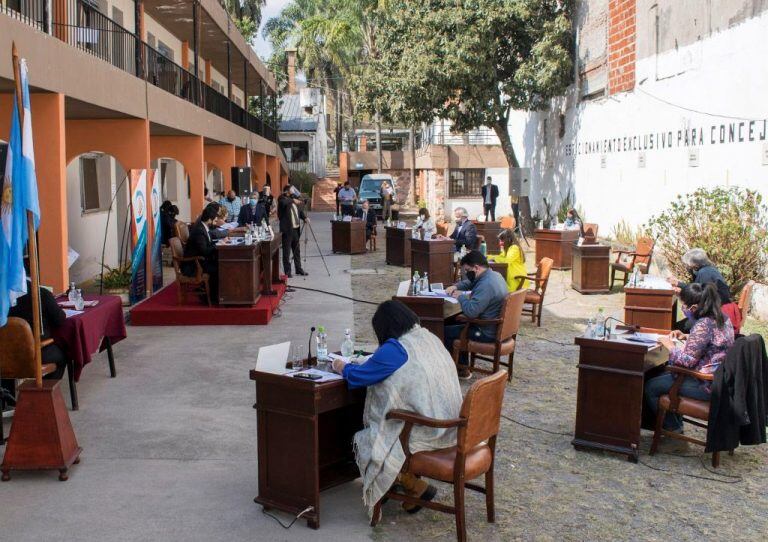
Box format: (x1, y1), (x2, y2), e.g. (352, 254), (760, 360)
(290, 170), (318, 194)
(100, 262), (132, 290)
(234, 15), (259, 42)
(416, 198), (427, 210)
(556, 189), (573, 223)
(646, 186), (768, 294)
(224, 0), (266, 35)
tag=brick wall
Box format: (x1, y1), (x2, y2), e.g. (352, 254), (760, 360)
(608, 0), (636, 94)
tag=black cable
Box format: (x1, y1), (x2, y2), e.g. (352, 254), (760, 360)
(261, 506), (314, 529)
(289, 285), (379, 305)
(501, 414), (572, 436)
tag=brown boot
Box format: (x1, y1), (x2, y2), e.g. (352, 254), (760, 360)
(397, 472), (437, 514)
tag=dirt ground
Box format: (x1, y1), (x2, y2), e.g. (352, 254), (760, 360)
(347, 244), (768, 542)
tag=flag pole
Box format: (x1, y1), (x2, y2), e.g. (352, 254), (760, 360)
(11, 42), (43, 389)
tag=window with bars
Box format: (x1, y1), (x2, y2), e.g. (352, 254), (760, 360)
(448, 169), (485, 198)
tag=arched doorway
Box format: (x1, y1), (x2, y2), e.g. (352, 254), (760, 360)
(153, 157), (191, 223)
(207, 165), (224, 199)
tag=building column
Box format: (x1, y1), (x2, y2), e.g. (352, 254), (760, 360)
(150, 135), (205, 218)
(204, 144), (236, 192)
(182, 41), (190, 71)
(339, 152), (349, 183)
(608, 0), (637, 95)
(0, 93), (69, 292)
(266, 155), (281, 191)
(254, 152), (267, 188)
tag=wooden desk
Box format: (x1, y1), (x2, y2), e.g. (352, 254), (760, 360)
(571, 243), (611, 294)
(624, 287), (677, 330)
(331, 220), (367, 254)
(534, 229), (580, 269)
(385, 227), (412, 266)
(474, 221), (501, 253)
(259, 232), (283, 295)
(250, 370), (365, 529)
(217, 242), (261, 305)
(410, 239), (455, 286)
(393, 295), (462, 341)
(573, 336), (668, 462)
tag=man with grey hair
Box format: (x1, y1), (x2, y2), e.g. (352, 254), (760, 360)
(448, 207), (478, 252)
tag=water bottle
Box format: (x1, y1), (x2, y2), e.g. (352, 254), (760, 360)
(68, 282), (77, 304)
(595, 308), (606, 338)
(421, 272), (429, 293)
(585, 317), (596, 338)
(412, 271), (421, 295)
(74, 289), (85, 311)
(480, 240), (487, 257)
(341, 329), (354, 358)
(316, 326), (328, 362)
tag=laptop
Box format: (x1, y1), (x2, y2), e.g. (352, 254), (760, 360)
(255, 342), (291, 374)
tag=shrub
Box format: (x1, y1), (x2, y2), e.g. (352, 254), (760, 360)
(99, 262), (132, 290)
(556, 189), (573, 223)
(645, 186), (768, 295)
(290, 170), (317, 194)
(611, 219), (643, 246)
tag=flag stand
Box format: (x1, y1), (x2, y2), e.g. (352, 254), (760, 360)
(1, 43), (81, 482)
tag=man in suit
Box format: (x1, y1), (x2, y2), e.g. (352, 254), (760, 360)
(183, 202), (220, 302)
(481, 176), (499, 221)
(449, 207), (477, 252)
(354, 199), (377, 241)
(237, 193), (267, 226)
(277, 185), (309, 278)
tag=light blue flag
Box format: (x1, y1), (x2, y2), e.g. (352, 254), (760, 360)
(0, 59), (40, 327)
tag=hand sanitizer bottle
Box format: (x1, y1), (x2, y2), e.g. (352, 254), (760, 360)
(341, 329), (354, 358)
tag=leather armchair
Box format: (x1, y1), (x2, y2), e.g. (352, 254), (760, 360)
(515, 257), (554, 327)
(169, 237), (211, 306)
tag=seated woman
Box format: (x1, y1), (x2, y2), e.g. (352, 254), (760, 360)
(644, 283), (735, 433)
(667, 248), (741, 333)
(414, 207), (436, 239)
(160, 202), (179, 246)
(332, 300), (462, 518)
(563, 208), (582, 231)
(488, 228), (529, 291)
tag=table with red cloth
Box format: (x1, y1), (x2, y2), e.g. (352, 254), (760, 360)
(53, 294), (127, 382)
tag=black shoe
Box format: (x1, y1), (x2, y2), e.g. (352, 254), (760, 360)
(296, 269), (309, 276)
(285, 272), (293, 278)
(405, 484), (438, 515)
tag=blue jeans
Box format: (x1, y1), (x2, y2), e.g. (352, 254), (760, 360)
(444, 324), (495, 367)
(644, 372), (711, 431)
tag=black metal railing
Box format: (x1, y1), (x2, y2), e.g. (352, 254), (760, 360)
(144, 42), (201, 105)
(1, 0), (46, 30)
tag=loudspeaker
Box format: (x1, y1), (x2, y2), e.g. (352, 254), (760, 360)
(231, 166), (252, 195)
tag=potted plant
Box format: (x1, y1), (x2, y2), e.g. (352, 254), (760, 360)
(99, 262), (132, 305)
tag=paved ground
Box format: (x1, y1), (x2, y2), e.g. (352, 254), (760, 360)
(1, 213), (766, 541)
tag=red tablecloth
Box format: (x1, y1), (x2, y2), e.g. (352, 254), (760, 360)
(53, 295), (127, 381)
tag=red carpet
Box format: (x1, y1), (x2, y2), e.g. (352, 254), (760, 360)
(130, 282), (286, 326)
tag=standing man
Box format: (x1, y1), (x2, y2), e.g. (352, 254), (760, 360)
(221, 190), (241, 222)
(447, 207), (477, 252)
(334, 181), (343, 215)
(338, 181), (357, 216)
(481, 176), (499, 222)
(278, 185), (309, 278)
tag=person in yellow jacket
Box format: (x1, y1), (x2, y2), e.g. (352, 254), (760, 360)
(488, 229), (529, 291)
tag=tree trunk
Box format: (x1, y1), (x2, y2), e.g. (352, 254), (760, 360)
(492, 121), (519, 168)
(408, 126), (416, 206)
(375, 112), (382, 173)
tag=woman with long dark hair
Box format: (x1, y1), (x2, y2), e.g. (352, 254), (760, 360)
(644, 282), (735, 433)
(489, 228), (529, 291)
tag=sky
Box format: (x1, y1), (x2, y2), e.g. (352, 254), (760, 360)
(253, 0), (292, 60)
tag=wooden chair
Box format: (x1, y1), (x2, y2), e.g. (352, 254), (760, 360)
(515, 257), (554, 327)
(500, 216), (516, 229)
(370, 371), (507, 542)
(368, 225), (377, 252)
(174, 221), (190, 245)
(738, 280), (755, 322)
(451, 289), (527, 380)
(0, 318), (59, 443)
(169, 237), (211, 306)
(583, 223), (598, 243)
(649, 365), (726, 467)
(436, 221), (449, 237)
(610, 237), (654, 289)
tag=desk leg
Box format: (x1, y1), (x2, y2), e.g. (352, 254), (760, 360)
(104, 337), (117, 378)
(67, 359), (79, 411)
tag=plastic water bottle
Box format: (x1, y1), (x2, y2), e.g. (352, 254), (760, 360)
(585, 317), (596, 338)
(316, 326), (328, 362)
(421, 272), (429, 293)
(595, 308), (606, 338)
(341, 329), (354, 358)
(74, 289), (85, 311)
(68, 282), (77, 304)
(412, 271), (421, 295)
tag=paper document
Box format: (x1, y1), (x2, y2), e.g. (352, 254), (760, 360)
(221, 222), (238, 230)
(59, 300), (99, 308)
(64, 309), (84, 318)
(287, 368), (343, 382)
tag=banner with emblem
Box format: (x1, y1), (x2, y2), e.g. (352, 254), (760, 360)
(150, 169), (162, 292)
(129, 169), (148, 304)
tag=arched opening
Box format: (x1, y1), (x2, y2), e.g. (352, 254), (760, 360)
(65, 151), (130, 287)
(206, 164), (224, 200)
(153, 157), (191, 223)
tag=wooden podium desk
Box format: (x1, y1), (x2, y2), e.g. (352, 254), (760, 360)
(331, 220), (367, 254)
(571, 243), (611, 294)
(259, 232), (283, 295)
(216, 242), (261, 305)
(624, 285), (677, 331)
(474, 221), (501, 253)
(394, 295), (462, 342)
(385, 227), (412, 266)
(573, 335), (668, 462)
(534, 228), (580, 269)
(250, 370), (365, 529)
(410, 238), (456, 286)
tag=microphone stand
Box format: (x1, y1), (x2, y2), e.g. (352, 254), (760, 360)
(603, 317), (639, 340)
(307, 326), (316, 366)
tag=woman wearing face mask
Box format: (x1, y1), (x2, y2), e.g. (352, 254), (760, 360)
(238, 193), (267, 226)
(644, 282), (735, 434)
(488, 229), (529, 291)
(413, 208), (435, 239)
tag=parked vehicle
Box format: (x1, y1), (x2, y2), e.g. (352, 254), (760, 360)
(357, 174), (397, 216)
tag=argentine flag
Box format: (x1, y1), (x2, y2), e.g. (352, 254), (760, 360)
(0, 59), (40, 327)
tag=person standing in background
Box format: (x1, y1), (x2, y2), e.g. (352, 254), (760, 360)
(338, 182), (357, 216)
(277, 185), (309, 278)
(334, 182), (343, 215)
(481, 176), (499, 222)
(380, 181), (394, 221)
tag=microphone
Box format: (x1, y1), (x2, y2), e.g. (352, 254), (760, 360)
(603, 317), (639, 339)
(308, 326), (316, 363)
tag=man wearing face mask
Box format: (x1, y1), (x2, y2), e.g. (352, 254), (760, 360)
(448, 207), (477, 252)
(237, 193), (267, 226)
(221, 190), (242, 222)
(443, 250), (508, 379)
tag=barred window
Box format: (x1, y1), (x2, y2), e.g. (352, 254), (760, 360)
(449, 169), (485, 198)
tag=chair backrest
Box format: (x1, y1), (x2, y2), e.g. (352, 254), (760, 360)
(436, 221), (449, 237)
(497, 289), (527, 341)
(583, 223), (598, 239)
(536, 257), (554, 295)
(0, 317), (37, 380)
(738, 280), (756, 321)
(169, 237), (185, 277)
(457, 371), (507, 452)
(500, 216), (516, 229)
(475, 234), (485, 250)
(175, 222), (190, 244)
(633, 237), (655, 270)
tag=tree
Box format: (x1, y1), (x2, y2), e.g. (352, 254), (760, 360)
(225, 0), (266, 41)
(354, 0), (573, 168)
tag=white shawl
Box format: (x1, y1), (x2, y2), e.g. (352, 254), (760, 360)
(353, 325), (462, 514)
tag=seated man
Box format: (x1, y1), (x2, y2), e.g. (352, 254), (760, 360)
(183, 203), (220, 302)
(220, 190), (241, 222)
(444, 250), (508, 379)
(448, 207), (477, 252)
(354, 198), (377, 240)
(331, 300), (462, 520)
(238, 193), (267, 227)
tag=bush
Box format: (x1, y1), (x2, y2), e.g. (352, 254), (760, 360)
(290, 170), (318, 194)
(99, 262), (132, 290)
(645, 186), (768, 295)
(611, 219), (643, 247)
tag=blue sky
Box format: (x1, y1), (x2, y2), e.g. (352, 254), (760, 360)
(253, 0), (291, 60)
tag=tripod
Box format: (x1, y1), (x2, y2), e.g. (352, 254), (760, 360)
(301, 220), (332, 277)
(512, 203), (530, 247)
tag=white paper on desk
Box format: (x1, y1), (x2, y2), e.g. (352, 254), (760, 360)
(396, 280), (410, 297)
(220, 222), (238, 230)
(287, 367), (343, 382)
(64, 309), (84, 318)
